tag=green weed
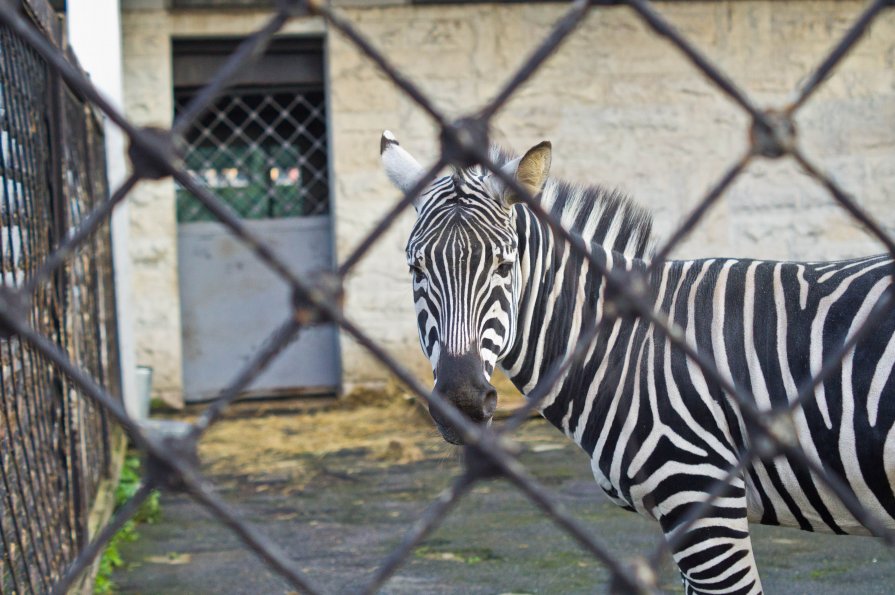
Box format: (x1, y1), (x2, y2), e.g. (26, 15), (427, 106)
(94, 453), (161, 594)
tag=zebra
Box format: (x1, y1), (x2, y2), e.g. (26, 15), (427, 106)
(380, 130), (895, 594)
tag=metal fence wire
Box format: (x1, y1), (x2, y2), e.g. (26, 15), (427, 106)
(0, 3), (120, 591)
(0, 0), (893, 593)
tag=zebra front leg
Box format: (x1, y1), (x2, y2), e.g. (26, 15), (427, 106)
(658, 492), (763, 595)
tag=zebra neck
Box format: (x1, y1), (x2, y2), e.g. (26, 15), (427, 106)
(500, 210), (654, 436)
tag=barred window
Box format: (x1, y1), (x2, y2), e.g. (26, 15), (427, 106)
(172, 38), (328, 223)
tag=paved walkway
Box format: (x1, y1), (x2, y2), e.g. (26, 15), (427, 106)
(114, 401), (895, 594)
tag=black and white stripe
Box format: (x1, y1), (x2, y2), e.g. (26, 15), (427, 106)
(407, 168), (520, 380)
(385, 136), (895, 594)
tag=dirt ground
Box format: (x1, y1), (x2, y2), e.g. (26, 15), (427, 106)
(114, 383), (895, 594)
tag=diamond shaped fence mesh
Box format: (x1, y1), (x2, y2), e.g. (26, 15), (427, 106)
(0, 0), (892, 593)
(175, 88), (329, 222)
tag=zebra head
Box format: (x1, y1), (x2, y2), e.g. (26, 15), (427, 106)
(380, 131), (551, 444)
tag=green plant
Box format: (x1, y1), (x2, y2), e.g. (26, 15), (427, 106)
(115, 454), (161, 523)
(94, 453), (161, 593)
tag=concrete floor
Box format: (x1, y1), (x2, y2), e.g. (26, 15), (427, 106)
(114, 402), (895, 594)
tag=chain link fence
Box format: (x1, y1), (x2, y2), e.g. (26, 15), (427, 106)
(0, 0), (893, 592)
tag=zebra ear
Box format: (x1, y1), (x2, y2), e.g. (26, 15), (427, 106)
(492, 141), (552, 207)
(380, 131), (425, 209)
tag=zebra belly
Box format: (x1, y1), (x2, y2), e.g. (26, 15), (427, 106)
(744, 438), (895, 536)
(586, 441), (893, 536)
(741, 361), (895, 534)
(748, 464), (890, 535)
(579, 400), (895, 536)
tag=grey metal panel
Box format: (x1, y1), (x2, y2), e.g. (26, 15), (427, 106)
(172, 0), (279, 8)
(178, 215), (338, 402)
(172, 38), (324, 88)
(173, 53), (324, 88)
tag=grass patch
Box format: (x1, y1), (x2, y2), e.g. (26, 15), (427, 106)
(94, 454), (161, 594)
(808, 565), (848, 580)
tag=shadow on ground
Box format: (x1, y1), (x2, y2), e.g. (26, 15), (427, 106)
(115, 393), (895, 594)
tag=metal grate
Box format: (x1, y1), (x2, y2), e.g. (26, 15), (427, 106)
(0, 6), (118, 591)
(0, 0), (892, 593)
(175, 87), (329, 222)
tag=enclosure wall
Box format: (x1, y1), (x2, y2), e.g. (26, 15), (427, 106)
(119, 1), (895, 391)
(329, 0), (895, 387)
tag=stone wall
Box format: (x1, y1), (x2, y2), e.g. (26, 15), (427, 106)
(121, 9), (182, 405)
(119, 2), (895, 396)
(329, 1), (895, 388)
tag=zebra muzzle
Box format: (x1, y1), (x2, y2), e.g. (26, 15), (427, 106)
(431, 349), (498, 445)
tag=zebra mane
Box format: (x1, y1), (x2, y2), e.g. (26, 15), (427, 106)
(471, 145), (654, 259)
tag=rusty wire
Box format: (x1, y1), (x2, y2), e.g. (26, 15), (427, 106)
(0, 0), (893, 593)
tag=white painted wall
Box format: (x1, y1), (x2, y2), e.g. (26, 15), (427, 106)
(66, 0), (139, 416)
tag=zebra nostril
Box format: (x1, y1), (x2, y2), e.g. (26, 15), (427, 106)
(482, 389), (498, 418)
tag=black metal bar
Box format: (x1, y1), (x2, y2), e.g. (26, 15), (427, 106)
(0, 355), (41, 592)
(3, 30), (71, 570)
(49, 482), (154, 595)
(0, 343), (53, 588)
(190, 317), (302, 437)
(171, 11), (290, 138)
(20, 0), (61, 48)
(82, 113), (113, 475)
(788, 0), (890, 113)
(624, 0), (772, 128)
(478, 0), (590, 121)
(359, 474), (476, 595)
(0, 28), (61, 583)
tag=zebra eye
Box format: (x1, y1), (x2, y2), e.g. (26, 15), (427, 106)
(409, 264), (425, 278)
(495, 262), (513, 277)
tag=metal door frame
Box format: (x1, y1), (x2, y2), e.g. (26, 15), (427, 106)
(172, 34), (341, 401)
